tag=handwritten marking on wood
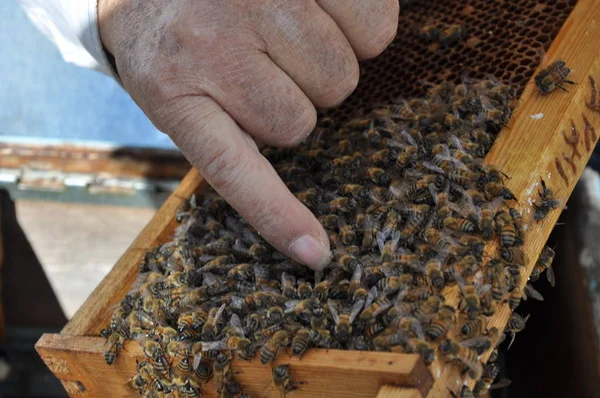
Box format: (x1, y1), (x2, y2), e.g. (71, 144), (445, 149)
(583, 113), (597, 152)
(585, 76), (600, 112)
(553, 75), (600, 186)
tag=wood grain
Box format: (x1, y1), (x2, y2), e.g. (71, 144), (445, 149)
(36, 335), (433, 398)
(0, 143), (188, 180)
(427, 0), (600, 395)
(376, 386), (423, 398)
(61, 168), (204, 337)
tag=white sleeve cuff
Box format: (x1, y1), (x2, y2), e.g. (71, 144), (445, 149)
(19, 0), (117, 79)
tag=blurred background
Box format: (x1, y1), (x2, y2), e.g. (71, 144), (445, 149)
(1, 0), (600, 397)
(0, 1), (187, 396)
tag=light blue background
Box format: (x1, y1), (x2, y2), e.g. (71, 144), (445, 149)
(0, 1), (176, 149)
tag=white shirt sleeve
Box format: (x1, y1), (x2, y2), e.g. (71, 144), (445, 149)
(18, 0), (116, 78)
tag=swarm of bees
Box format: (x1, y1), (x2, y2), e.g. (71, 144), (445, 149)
(102, 78), (559, 397)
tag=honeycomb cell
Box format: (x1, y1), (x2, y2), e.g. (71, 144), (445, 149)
(325, 0), (576, 123)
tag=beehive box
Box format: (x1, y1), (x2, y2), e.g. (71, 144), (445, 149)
(35, 0), (600, 396)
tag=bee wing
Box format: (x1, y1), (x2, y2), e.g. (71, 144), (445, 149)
(349, 299), (366, 323)
(423, 161), (446, 174)
(460, 336), (489, 349)
(201, 339), (227, 352)
(448, 135), (465, 151)
(401, 129), (418, 147)
(389, 181), (413, 199)
(376, 231), (388, 253)
(429, 184), (439, 205)
(284, 300), (300, 314)
(253, 262), (269, 276)
(490, 378), (512, 390)
(192, 353), (203, 370)
(351, 263), (364, 285)
(365, 286), (378, 308)
(463, 357), (483, 380)
(395, 286), (409, 303)
(453, 271), (468, 292)
(202, 272), (220, 288)
(229, 313), (243, 329)
(213, 303), (227, 324)
(409, 317), (426, 340)
(476, 283), (491, 297)
(404, 168), (426, 180)
(524, 283), (544, 301)
(281, 272), (295, 287)
(546, 266), (556, 287)
(327, 299), (341, 325)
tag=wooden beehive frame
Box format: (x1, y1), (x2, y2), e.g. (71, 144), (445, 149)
(36, 0), (600, 396)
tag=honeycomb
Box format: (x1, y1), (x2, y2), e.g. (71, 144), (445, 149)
(325, 0), (578, 124)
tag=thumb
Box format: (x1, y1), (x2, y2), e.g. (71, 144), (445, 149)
(165, 95), (332, 271)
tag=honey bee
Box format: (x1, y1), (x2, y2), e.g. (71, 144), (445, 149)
(446, 170), (479, 187)
(363, 120), (382, 145)
(473, 362), (512, 396)
(477, 201), (499, 241)
(138, 360), (175, 394)
(443, 216), (476, 233)
(425, 256), (445, 290)
(328, 299), (365, 343)
(213, 352), (232, 392)
(426, 305), (456, 341)
(535, 60), (575, 94)
(103, 331), (125, 365)
(291, 328), (312, 357)
(459, 315), (488, 339)
(408, 338), (436, 365)
(531, 246), (556, 287)
(321, 197), (358, 213)
(193, 360), (213, 384)
(295, 188), (321, 208)
(439, 24), (466, 47)
(484, 182), (517, 201)
(201, 303), (227, 341)
(270, 364), (299, 398)
(494, 210), (516, 247)
(177, 379), (202, 398)
(296, 280), (313, 299)
(506, 313), (530, 349)
(376, 274), (414, 295)
(501, 247), (528, 266)
(373, 331), (410, 351)
(280, 272), (297, 299)
(438, 338), (483, 379)
(203, 335), (255, 361)
(395, 145), (419, 170)
(455, 273), (483, 318)
(362, 167), (391, 186)
(260, 330), (291, 364)
(534, 179), (564, 221)
(177, 311), (207, 338)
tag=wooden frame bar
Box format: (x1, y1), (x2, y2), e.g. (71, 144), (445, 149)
(35, 0), (600, 396)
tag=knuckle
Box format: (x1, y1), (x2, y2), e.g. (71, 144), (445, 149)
(275, 105), (317, 147)
(252, 197), (292, 238)
(361, 8), (398, 59)
(315, 57), (360, 107)
(201, 143), (248, 195)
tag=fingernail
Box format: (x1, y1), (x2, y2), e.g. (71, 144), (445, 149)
(289, 234), (332, 270)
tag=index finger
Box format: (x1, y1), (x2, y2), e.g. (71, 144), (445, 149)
(164, 94), (332, 271)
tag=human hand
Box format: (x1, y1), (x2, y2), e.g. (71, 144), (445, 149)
(98, 0), (399, 270)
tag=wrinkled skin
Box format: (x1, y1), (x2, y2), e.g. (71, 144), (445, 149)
(99, 0), (399, 270)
